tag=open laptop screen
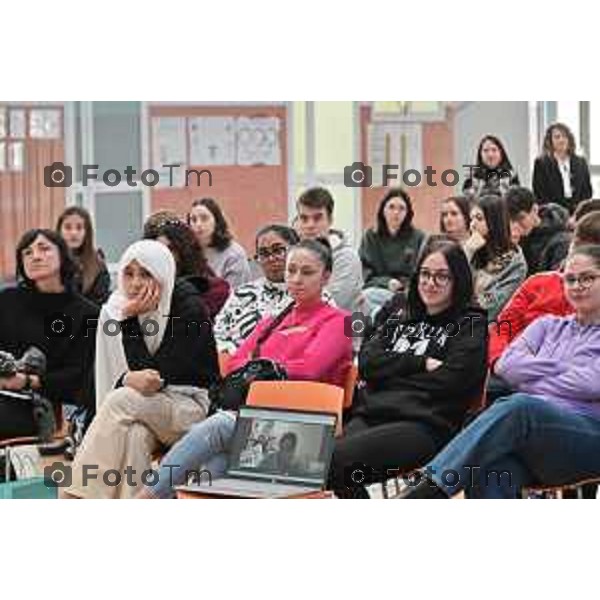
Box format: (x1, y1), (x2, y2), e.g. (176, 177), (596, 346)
(227, 406), (337, 487)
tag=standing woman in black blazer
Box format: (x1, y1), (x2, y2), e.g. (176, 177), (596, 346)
(533, 122), (592, 214)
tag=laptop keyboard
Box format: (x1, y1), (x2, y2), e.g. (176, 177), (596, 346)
(209, 478), (318, 497)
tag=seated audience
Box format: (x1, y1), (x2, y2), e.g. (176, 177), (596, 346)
(188, 197), (252, 288)
(440, 196), (471, 243)
(464, 194), (527, 320)
(0, 230), (98, 439)
(533, 122), (592, 214)
(62, 240), (219, 499)
(56, 206), (111, 306)
(296, 187), (363, 311)
(214, 224), (331, 353)
(137, 238), (352, 498)
(144, 216), (230, 321)
(568, 198), (600, 231)
(329, 239), (488, 498)
(505, 187), (541, 247)
(400, 244), (600, 499)
(488, 210), (600, 386)
(359, 188), (426, 316)
(463, 135), (519, 198)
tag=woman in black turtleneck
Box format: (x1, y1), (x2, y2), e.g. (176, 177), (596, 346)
(0, 229), (99, 439)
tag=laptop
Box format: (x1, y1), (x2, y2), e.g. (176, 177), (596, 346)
(176, 405), (337, 498)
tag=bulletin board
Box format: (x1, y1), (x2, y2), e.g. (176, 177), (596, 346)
(0, 104), (66, 279)
(148, 104), (289, 254)
(359, 104), (455, 234)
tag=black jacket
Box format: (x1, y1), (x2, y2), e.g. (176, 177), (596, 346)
(532, 154), (592, 213)
(0, 285), (99, 408)
(521, 203), (571, 274)
(118, 279), (220, 390)
(354, 306), (488, 435)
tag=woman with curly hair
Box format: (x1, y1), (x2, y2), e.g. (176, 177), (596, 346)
(143, 215), (230, 320)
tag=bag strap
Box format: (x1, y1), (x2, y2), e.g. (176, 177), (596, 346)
(251, 301), (296, 360)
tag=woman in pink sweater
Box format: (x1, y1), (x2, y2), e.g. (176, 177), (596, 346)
(139, 239), (351, 498)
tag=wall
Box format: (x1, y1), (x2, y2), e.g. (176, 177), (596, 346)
(454, 101), (531, 188)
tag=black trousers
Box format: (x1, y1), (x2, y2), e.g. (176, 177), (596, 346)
(329, 415), (448, 498)
(0, 396), (37, 440)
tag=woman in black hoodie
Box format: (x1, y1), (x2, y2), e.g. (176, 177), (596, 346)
(330, 238), (488, 497)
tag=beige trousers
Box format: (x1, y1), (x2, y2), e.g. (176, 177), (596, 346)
(63, 387), (208, 499)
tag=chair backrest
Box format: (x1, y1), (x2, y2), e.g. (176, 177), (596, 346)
(343, 364), (358, 409)
(246, 380), (344, 436)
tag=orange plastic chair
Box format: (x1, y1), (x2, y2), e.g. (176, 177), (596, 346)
(246, 380), (344, 436)
(343, 364), (358, 410)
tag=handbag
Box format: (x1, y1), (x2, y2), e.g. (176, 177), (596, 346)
(208, 302), (295, 414)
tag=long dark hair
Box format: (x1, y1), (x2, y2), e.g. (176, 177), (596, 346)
(144, 218), (210, 278)
(56, 206), (103, 293)
(471, 194), (513, 268)
(376, 188), (414, 236)
(543, 122), (577, 156)
(189, 197), (233, 251)
(474, 135), (514, 177)
(406, 239), (474, 320)
(16, 229), (79, 292)
(439, 196), (471, 234)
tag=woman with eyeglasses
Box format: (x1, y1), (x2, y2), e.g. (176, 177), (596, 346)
(400, 244), (600, 499)
(465, 194), (527, 320)
(213, 224), (332, 354)
(329, 238), (488, 498)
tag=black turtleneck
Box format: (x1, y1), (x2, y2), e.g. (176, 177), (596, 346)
(0, 285), (99, 408)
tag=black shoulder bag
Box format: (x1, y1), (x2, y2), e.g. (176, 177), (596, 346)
(207, 302), (295, 414)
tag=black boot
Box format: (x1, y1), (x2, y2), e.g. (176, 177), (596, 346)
(396, 476), (449, 499)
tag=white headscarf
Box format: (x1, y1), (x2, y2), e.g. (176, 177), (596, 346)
(95, 240), (176, 407)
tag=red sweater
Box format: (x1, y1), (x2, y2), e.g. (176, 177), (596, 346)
(228, 301), (352, 387)
(488, 271), (573, 367)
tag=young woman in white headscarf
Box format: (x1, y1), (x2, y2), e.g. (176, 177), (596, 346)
(63, 240), (220, 499)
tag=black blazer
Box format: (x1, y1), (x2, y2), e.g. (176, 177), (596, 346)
(532, 154), (592, 213)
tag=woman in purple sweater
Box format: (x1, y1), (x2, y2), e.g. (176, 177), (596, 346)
(400, 244), (600, 499)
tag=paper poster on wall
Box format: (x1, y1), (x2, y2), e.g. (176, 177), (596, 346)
(8, 141), (24, 171)
(189, 116), (236, 165)
(9, 109), (26, 138)
(152, 117), (186, 186)
(29, 109), (62, 139)
(368, 122), (423, 187)
(236, 116), (281, 165)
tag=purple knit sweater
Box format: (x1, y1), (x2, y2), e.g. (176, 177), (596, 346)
(496, 315), (600, 416)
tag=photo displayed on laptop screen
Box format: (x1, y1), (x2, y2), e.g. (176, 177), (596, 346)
(227, 408), (337, 485)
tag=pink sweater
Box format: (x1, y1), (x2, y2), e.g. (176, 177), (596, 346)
(228, 301), (352, 387)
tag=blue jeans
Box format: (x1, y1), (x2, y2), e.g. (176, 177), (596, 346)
(426, 394), (600, 499)
(147, 411), (236, 499)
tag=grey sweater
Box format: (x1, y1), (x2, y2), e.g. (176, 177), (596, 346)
(205, 241), (252, 289)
